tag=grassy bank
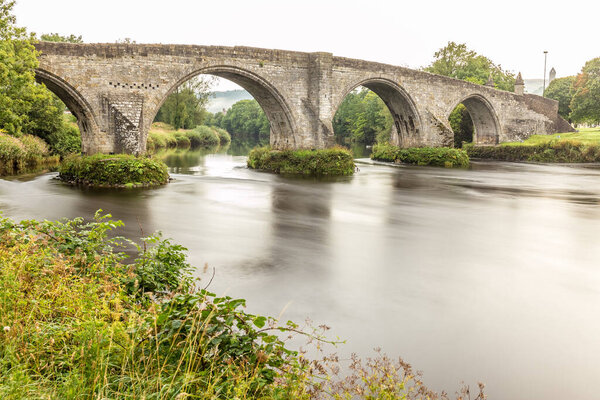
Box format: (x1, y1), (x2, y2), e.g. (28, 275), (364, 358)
(464, 128), (600, 162)
(0, 213), (482, 399)
(371, 143), (470, 168)
(58, 154), (169, 187)
(147, 123), (231, 153)
(0, 131), (60, 176)
(248, 146), (355, 176)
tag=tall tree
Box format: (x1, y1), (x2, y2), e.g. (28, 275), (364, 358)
(154, 77), (214, 130)
(570, 58), (600, 124)
(425, 42), (515, 91)
(221, 99), (269, 144)
(0, 0), (39, 136)
(544, 76), (576, 121)
(332, 88), (392, 144)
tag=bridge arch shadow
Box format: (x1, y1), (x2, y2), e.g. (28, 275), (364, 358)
(34, 69), (99, 153)
(333, 78), (422, 147)
(448, 94), (500, 147)
(154, 66), (298, 149)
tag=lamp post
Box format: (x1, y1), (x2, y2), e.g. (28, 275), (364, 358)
(543, 50), (548, 97)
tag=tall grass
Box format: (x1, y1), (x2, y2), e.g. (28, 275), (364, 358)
(0, 131), (59, 175)
(148, 123), (231, 152)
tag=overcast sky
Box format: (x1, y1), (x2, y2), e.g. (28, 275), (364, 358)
(14, 0), (599, 91)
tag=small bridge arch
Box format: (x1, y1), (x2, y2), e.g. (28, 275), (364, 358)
(448, 94), (501, 145)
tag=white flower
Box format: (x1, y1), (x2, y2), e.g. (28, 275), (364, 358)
(3, 326), (10, 332)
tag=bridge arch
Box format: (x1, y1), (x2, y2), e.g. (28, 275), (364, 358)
(448, 94), (500, 145)
(34, 69), (99, 153)
(154, 66), (299, 149)
(333, 78), (422, 147)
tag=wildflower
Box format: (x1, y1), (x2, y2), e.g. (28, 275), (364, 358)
(3, 326), (9, 332)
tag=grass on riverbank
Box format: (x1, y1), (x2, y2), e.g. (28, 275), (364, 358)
(147, 123), (231, 152)
(371, 143), (470, 168)
(0, 131), (60, 176)
(502, 127), (600, 146)
(58, 154), (169, 187)
(0, 212), (483, 399)
(463, 128), (600, 162)
(248, 146), (355, 176)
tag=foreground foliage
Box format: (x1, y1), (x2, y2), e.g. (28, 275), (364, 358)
(58, 154), (169, 187)
(464, 139), (600, 162)
(371, 143), (470, 168)
(0, 212), (484, 399)
(0, 130), (59, 175)
(248, 146), (355, 176)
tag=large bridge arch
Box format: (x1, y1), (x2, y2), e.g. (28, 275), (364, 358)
(333, 77), (423, 147)
(154, 65), (299, 149)
(34, 69), (100, 153)
(448, 94), (501, 145)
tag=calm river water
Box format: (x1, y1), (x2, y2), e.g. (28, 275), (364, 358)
(1, 150), (600, 399)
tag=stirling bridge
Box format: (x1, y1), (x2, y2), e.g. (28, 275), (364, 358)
(35, 42), (572, 154)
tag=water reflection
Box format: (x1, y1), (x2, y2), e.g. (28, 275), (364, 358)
(2, 155), (600, 399)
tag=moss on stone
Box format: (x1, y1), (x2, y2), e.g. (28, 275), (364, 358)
(58, 154), (169, 188)
(371, 143), (470, 168)
(247, 146), (355, 176)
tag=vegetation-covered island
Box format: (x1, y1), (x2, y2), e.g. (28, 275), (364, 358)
(247, 146), (356, 176)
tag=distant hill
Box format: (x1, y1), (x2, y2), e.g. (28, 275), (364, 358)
(206, 90), (253, 113)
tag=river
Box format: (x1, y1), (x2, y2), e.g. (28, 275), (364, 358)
(1, 149), (599, 399)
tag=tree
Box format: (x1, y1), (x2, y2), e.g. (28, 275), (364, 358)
(425, 42), (515, 91)
(425, 42), (515, 146)
(0, 0), (80, 154)
(154, 76), (214, 130)
(39, 32), (82, 43)
(570, 58), (600, 124)
(544, 76), (575, 121)
(332, 88), (392, 144)
(0, 0), (39, 136)
(221, 99), (269, 144)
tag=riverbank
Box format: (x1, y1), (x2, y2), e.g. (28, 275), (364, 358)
(247, 146), (355, 175)
(0, 212), (468, 399)
(147, 122), (231, 152)
(58, 154), (169, 188)
(464, 128), (600, 162)
(0, 131), (60, 176)
(370, 143), (470, 168)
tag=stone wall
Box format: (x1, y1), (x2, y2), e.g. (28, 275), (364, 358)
(35, 42), (572, 154)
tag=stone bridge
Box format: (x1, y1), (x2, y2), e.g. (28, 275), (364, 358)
(34, 42), (572, 154)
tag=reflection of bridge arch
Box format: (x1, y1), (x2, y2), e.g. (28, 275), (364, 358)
(449, 94), (501, 145)
(156, 66), (299, 149)
(334, 78), (422, 147)
(35, 69), (100, 153)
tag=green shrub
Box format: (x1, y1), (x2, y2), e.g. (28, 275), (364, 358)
(20, 134), (49, 163)
(47, 123), (81, 156)
(371, 143), (470, 168)
(214, 127), (231, 145)
(174, 132), (191, 148)
(0, 132), (26, 173)
(58, 154), (169, 187)
(188, 125), (220, 148)
(0, 212), (484, 399)
(248, 146), (355, 175)
(464, 140), (600, 163)
(148, 130), (177, 149)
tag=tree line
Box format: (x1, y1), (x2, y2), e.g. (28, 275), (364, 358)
(545, 58), (600, 125)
